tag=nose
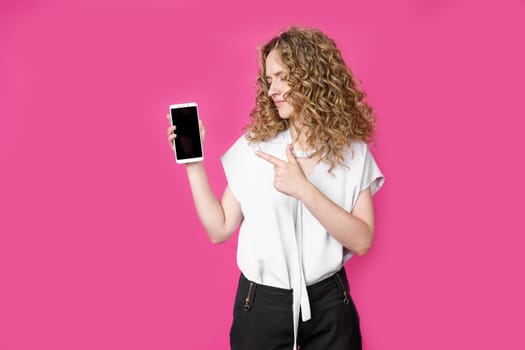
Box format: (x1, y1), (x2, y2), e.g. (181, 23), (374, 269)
(267, 80), (279, 97)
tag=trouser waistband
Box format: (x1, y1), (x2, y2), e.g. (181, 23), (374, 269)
(238, 267), (350, 310)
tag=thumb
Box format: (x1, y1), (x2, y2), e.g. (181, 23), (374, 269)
(198, 119), (206, 142)
(286, 144), (298, 164)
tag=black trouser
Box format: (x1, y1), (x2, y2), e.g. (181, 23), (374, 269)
(230, 268), (362, 350)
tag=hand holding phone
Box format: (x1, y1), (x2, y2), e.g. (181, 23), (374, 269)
(168, 102), (204, 164)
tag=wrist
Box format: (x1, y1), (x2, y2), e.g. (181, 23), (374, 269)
(185, 161), (204, 173)
(296, 180), (316, 202)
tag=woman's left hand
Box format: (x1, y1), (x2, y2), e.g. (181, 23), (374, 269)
(256, 144), (310, 199)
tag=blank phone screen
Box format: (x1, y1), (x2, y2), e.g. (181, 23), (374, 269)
(171, 106), (202, 160)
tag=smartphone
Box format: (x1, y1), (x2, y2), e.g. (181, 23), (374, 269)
(169, 102), (204, 164)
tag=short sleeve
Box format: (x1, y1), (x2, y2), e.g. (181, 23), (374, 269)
(221, 135), (250, 202)
(359, 145), (385, 196)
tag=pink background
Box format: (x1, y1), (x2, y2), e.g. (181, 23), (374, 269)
(1, 0), (524, 349)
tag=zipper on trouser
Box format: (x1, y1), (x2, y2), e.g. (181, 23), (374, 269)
(244, 282), (254, 310)
(335, 273), (350, 305)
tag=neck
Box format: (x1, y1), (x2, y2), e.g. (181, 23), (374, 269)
(289, 122), (311, 150)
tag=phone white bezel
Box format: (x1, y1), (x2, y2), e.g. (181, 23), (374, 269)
(169, 102), (204, 164)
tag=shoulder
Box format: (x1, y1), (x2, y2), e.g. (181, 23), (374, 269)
(231, 132), (250, 147)
(223, 133), (249, 159)
(228, 130), (286, 148)
(230, 130), (289, 153)
(342, 140), (369, 165)
(222, 132), (265, 164)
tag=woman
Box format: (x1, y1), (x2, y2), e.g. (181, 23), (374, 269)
(167, 26), (384, 350)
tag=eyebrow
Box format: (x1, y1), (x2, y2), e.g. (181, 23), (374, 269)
(265, 70), (286, 79)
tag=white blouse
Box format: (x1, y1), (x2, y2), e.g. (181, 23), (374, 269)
(221, 129), (385, 347)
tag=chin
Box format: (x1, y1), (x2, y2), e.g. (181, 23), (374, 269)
(277, 106), (294, 120)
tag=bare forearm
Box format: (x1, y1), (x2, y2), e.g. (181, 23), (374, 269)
(184, 163), (228, 242)
(298, 183), (373, 255)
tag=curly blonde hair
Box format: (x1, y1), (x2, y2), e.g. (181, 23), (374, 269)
(246, 26), (376, 171)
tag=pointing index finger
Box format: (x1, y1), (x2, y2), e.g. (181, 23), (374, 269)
(255, 151), (286, 166)
(286, 144), (298, 164)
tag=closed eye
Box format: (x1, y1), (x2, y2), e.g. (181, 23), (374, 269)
(265, 70), (288, 84)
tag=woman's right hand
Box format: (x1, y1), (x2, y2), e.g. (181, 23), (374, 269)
(166, 113), (206, 156)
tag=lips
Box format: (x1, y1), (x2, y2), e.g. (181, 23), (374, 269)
(274, 100), (285, 107)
